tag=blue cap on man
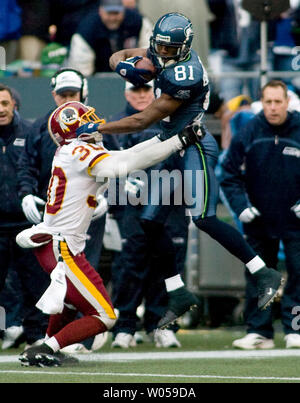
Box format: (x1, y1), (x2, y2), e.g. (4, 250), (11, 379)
(100, 0), (125, 12)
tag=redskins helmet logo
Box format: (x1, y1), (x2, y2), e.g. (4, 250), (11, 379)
(58, 106), (80, 132)
(60, 107), (79, 124)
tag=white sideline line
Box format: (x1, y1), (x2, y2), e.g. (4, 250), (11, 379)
(1, 349), (300, 364)
(0, 370), (300, 382)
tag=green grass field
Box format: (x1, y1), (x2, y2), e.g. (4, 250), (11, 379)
(1, 328), (300, 384)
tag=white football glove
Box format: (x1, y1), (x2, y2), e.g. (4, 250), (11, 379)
(125, 178), (145, 196)
(291, 203), (300, 219)
(91, 194), (108, 221)
(21, 194), (46, 224)
(239, 207), (261, 223)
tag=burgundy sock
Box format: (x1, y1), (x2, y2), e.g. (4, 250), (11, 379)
(47, 307), (77, 337)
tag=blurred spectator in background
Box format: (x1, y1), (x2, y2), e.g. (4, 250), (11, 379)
(49, 0), (99, 48)
(67, 0), (153, 75)
(207, 0), (264, 101)
(18, 0), (51, 62)
(221, 80), (300, 350)
(291, 2), (300, 46)
(121, 0), (137, 9)
(272, 1), (300, 87)
(0, 83), (49, 349)
(0, 0), (22, 64)
(207, 88), (252, 151)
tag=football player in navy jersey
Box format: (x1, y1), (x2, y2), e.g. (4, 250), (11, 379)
(77, 12), (284, 328)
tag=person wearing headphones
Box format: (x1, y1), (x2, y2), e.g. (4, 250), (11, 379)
(17, 68), (108, 353)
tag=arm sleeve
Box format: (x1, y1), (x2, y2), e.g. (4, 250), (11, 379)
(220, 131), (252, 216)
(91, 135), (182, 179)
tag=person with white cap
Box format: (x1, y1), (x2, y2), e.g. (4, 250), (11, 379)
(67, 0), (153, 75)
(17, 68), (108, 353)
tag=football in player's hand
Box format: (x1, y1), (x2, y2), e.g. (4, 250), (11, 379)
(135, 57), (157, 82)
(31, 233), (53, 244)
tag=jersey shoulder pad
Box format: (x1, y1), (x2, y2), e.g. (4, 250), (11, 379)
(66, 141), (110, 173)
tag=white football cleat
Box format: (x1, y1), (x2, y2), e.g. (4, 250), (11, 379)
(91, 332), (108, 350)
(150, 329), (181, 348)
(285, 333), (300, 348)
(1, 326), (24, 350)
(133, 331), (144, 344)
(60, 343), (91, 354)
(111, 332), (136, 348)
(232, 333), (275, 350)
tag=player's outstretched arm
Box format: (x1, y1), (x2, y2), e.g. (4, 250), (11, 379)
(77, 94), (183, 137)
(91, 135), (181, 179)
(91, 124), (199, 180)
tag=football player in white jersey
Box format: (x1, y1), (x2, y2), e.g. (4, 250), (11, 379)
(16, 101), (198, 367)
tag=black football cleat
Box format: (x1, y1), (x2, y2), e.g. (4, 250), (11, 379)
(254, 267), (285, 311)
(53, 350), (79, 365)
(19, 343), (79, 367)
(19, 343), (61, 367)
(158, 287), (200, 329)
(19, 343), (59, 367)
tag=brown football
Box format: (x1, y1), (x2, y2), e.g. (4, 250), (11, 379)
(31, 233), (53, 244)
(135, 57), (157, 82)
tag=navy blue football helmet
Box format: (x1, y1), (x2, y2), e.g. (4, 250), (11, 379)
(149, 13), (194, 68)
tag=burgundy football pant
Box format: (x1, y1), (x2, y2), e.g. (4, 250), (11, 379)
(34, 240), (116, 348)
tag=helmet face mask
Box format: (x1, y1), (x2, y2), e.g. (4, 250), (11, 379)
(149, 13), (194, 68)
(48, 101), (105, 146)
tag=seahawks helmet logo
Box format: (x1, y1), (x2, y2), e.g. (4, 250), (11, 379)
(156, 33), (171, 43)
(184, 25), (193, 41)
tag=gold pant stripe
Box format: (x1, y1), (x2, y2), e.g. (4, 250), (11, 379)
(60, 242), (116, 319)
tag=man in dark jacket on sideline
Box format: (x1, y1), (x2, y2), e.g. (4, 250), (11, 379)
(0, 83), (49, 347)
(221, 80), (300, 349)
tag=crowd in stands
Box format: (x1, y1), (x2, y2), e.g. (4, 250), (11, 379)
(0, 0), (300, 99)
(0, 0), (300, 354)
(1, 0), (299, 110)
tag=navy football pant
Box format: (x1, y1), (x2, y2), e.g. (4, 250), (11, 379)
(142, 135), (257, 266)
